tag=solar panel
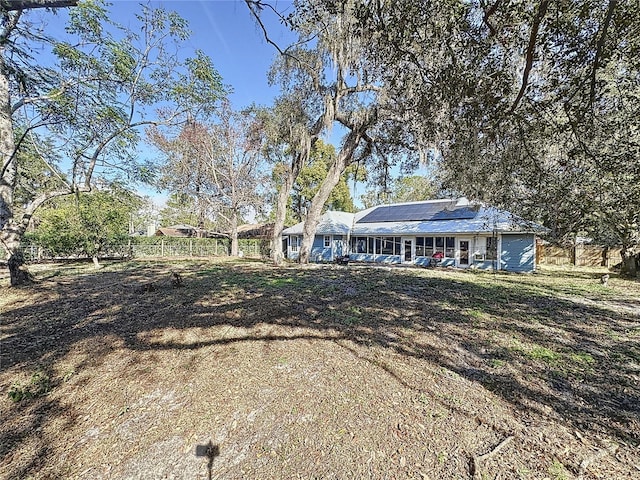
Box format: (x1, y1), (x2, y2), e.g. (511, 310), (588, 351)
(358, 203), (478, 223)
(430, 206), (478, 221)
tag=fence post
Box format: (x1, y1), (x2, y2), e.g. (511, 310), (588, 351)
(190, 239), (193, 257)
(161, 239), (165, 257)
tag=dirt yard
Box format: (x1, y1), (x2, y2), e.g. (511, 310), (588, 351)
(1, 258), (639, 479)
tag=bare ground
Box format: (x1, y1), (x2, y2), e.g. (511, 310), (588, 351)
(1, 258), (639, 479)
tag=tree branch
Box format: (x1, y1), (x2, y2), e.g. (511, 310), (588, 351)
(16, 187), (77, 236)
(590, 0), (617, 109)
(471, 435), (514, 480)
(0, 8), (21, 42)
(244, 0), (292, 57)
(508, 0), (549, 115)
(0, 0), (77, 11)
(481, 0), (501, 37)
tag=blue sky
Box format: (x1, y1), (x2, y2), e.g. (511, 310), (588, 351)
(39, 1), (423, 210)
(109, 0), (295, 109)
(42, 0), (297, 208)
(104, 1), (382, 208)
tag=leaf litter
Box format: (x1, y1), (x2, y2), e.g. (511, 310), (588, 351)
(1, 259), (639, 479)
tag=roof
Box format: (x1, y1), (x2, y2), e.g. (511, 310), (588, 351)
(357, 199), (477, 223)
(353, 206), (545, 235)
(283, 210), (354, 235)
(282, 199), (547, 236)
(156, 225), (198, 237)
(235, 223), (274, 239)
(155, 224), (224, 238)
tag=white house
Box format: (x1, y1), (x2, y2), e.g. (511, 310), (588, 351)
(282, 198), (547, 272)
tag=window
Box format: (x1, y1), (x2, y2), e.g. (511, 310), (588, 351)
(359, 237), (367, 253)
(381, 236), (401, 255)
(445, 237), (455, 258)
(486, 237), (498, 260)
(291, 236), (299, 252)
(381, 237), (393, 255)
(435, 237), (444, 255)
(352, 236), (374, 254)
(351, 236), (403, 255)
(324, 235), (331, 248)
(352, 236), (366, 253)
(416, 236), (455, 257)
(425, 237), (434, 257)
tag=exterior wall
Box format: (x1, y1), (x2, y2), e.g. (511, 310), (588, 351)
(285, 234), (347, 262)
(439, 258), (455, 267)
(310, 236), (328, 262)
(333, 236), (347, 257)
(414, 256), (431, 267)
(350, 253), (401, 264)
(311, 235), (348, 262)
(413, 256), (455, 267)
(287, 232), (535, 272)
(288, 251), (300, 260)
(472, 260), (500, 270)
(500, 234), (536, 272)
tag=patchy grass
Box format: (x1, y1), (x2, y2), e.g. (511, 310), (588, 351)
(525, 345), (560, 363)
(1, 259), (639, 479)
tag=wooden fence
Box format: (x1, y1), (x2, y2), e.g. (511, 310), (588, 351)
(537, 244), (622, 268)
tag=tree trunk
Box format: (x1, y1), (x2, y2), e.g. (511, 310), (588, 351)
(270, 149), (308, 265)
(620, 246), (638, 277)
(230, 210), (239, 256)
(601, 246), (608, 267)
(92, 255), (101, 268)
(4, 228), (32, 286)
(0, 53), (29, 286)
(298, 129), (363, 264)
(271, 172), (294, 265)
(1, 55), (16, 220)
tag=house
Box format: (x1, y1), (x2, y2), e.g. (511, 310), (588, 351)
(235, 223), (274, 239)
(282, 198), (547, 272)
(155, 224), (216, 238)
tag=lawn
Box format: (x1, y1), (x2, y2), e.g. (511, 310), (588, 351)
(1, 259), (639, 479)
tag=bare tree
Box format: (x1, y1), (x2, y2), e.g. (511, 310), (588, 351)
(150, 102), (266, 256)
(206, 102), (267, 256)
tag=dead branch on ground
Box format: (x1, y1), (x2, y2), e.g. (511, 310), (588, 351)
(470, 435), (514, 480)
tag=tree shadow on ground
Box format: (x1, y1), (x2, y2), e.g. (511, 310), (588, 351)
(1, 260), (638, 477)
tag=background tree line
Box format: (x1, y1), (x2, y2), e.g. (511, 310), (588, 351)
(2, 0), (638, 284)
